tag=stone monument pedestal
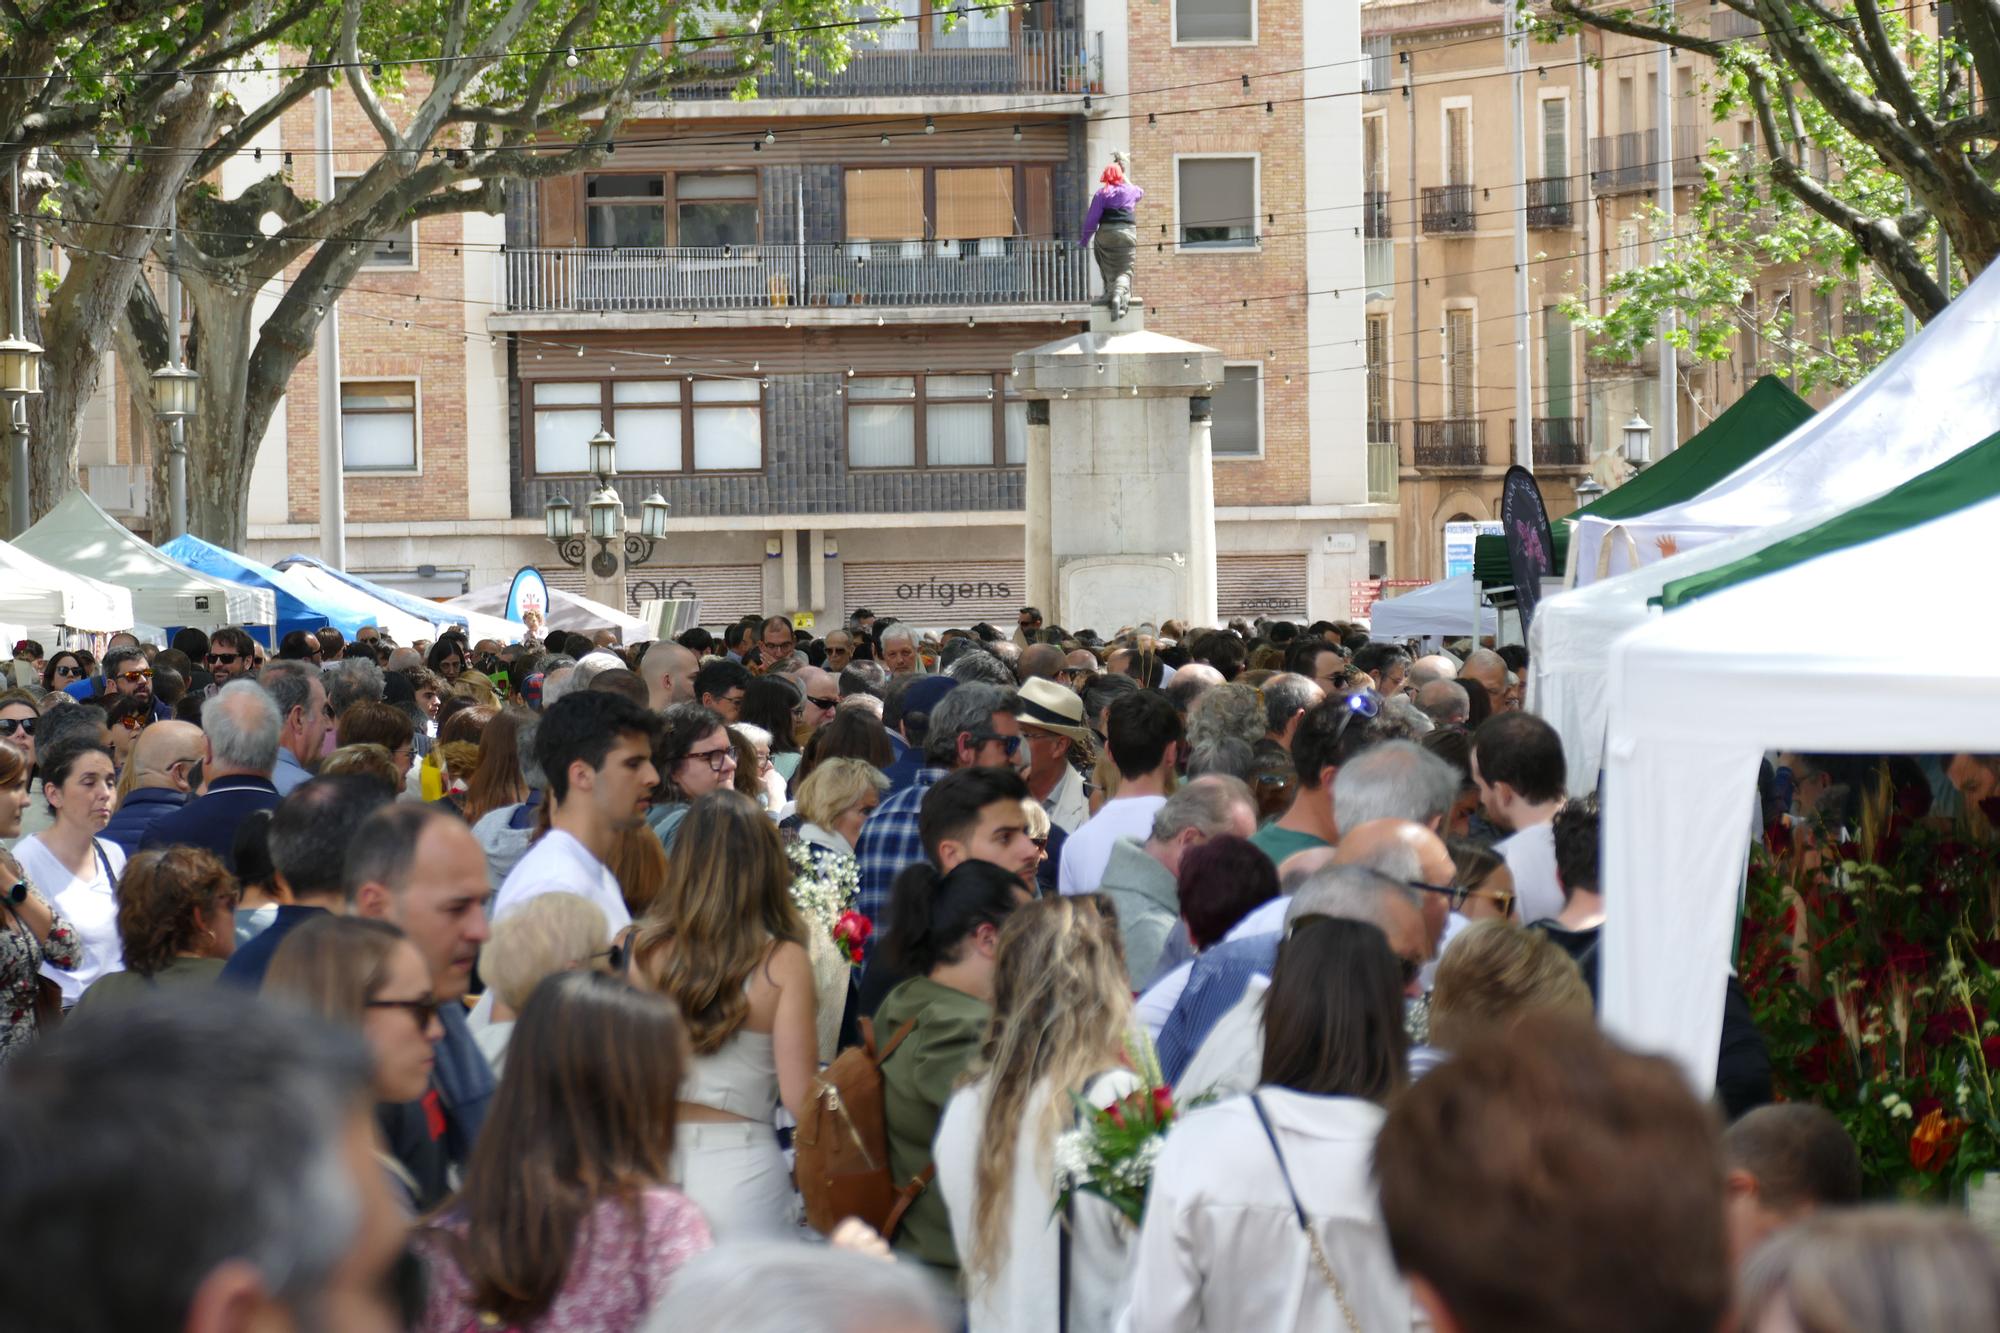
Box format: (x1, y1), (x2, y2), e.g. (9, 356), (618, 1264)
(1014, 309), (1225, 635)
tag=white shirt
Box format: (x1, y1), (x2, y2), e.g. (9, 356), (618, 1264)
(491, 829), (629, 934)
(1136, 959), (1194, 1039)
(1118, 1089), (1416, 1333)
(936, 1070), (1140, 1333)
(1043, 762), (1090, 834)
(1059, 795), (1166, 896)
(19, 834), (128, 1004)
(1496, 819), (1563, 927)
(1226, 893), (1290, 943)
(1176, 976), (1270, 1105)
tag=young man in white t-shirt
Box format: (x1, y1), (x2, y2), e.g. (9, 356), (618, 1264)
(1470, 710), (1569, 927)
(492, 691), (660, 932)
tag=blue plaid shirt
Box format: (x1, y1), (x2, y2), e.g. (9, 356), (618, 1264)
(1157, 931), (1279, 1084)
(854, 765), (947, 929)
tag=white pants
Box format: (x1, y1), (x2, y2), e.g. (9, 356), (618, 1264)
(673, 1119), (798, 1240)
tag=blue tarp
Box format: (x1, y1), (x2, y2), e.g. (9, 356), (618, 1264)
(271, 553), (473, 633)
(160, 536), (409, 641)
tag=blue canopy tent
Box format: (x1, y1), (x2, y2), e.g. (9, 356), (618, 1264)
(159, 535), (404, 642)
(271, 555), (524, 642)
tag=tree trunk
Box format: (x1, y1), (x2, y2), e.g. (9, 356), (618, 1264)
(175, 275), (275, 550)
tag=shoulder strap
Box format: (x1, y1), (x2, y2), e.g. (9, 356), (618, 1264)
(1248, 1093), (1311, 1231)
(90, 840), (114, 883)
(1250, 1095), (1365, 1333)
(875, 1017), (919, 1063)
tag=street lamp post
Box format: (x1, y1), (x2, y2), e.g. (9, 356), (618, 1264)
(1622, 413), (1653, 470)
(543, 424), (670, 610)
(2, 165), (42, 538)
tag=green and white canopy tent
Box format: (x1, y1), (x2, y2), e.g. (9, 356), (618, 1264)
(1598, 433), (2000, 1090)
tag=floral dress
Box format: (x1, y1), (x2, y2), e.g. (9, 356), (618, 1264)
(0, 889), (82, 1064)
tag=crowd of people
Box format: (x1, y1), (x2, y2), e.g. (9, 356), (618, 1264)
(0, 607), (1994, 1332)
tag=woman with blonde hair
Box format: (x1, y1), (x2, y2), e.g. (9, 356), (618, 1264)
(318, 742), (405, 797)
(474, 890), (609, 1075)
(628, 789), (816, 1238)
(934, 895), (1139, 1331)
(793, 757), (887, 864)
(1427, 918), (1591, 1057)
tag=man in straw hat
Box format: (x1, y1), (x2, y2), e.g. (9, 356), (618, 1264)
(1016, 676), (1095, 835)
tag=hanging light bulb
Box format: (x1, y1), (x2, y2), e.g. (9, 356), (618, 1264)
(924, 116), (936, 135)
(1012, 125), (1022, 141)
(765, 128), (777, 144)
(565, 47), (580, 67)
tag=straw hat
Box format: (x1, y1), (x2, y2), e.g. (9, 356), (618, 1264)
(1015, 677), (1094, 745)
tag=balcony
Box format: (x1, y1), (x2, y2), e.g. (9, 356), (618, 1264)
(1363, 191), (1392, 239)
(496, 240), (1090, 317)
(1414, 418), (1485, 468)
(1367, 420), (1400, 503)
(1525, 176), (1573, 229)
(662, 28), (1099, 100)
(1532, 417), (1586, 467)
(1420, 184), (1476, 234)
(1592, 126), (1708, 194)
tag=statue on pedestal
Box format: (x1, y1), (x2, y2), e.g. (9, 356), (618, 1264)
(1080, 152), (1143, 320)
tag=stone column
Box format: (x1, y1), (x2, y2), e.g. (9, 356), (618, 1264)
(1013, 316), (1224, 634)
(1023, 398), (1055, 616)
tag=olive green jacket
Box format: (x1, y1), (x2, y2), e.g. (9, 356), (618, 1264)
(874, 975), (990, 1278)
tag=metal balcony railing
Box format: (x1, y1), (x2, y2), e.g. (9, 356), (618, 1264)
(1592, 126), (1709, 193)
(1525, 176), (1573, 229)
(497, 240), (1091, 315)
(655, 28), (1101, 99)
(1420, 184), (1476, 234)
(1363, 190), (1392, 239)
(1414, 418), (1485, 467)
(1532, 417), (1586, 467)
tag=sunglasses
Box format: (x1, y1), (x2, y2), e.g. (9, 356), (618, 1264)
(206, 652), (242, 666)
(114, 714), (146, 732)
(52, 663), (81, 679)
(1331, 689), (1383, 749)
(685, 745), (737, 773)
(808, 694), (839, 710)
(0, 717), (35, 737)
(970, 731), (1023, 758)
(366, 996), (442, 1027)
(116, 669), (154, 683)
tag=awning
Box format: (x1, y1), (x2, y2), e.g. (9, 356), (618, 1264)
(0, 539), (133, 634)
(17, 490), (274, 629)
(273, 555), (523, 643)
(162, 534), (430, 642)
(445, 582), (649, 645)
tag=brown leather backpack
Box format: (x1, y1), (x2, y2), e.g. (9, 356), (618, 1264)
(793, 1016), (934, 1238)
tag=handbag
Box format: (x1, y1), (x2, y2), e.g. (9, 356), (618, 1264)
(1249, 1094), (1363, 1333)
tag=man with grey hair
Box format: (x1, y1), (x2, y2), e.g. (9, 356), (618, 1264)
(569, 650), (627, 690)
(1167, 863), (1432, 1097)
(142, 679), (284, 868)
(642, 1241), (949, 1333)
(855, 681), (1023, 923)
(878, 620), (924, 674)
(820, 627), (857, 674)
(1408, 653), (1461, 688)
(0, 989), (411, 1332)
(540, 663), (582, 710)
(259, 659), (330, 795)
(1417, 678), (1471, 728)
(840, 659), (890, 699)
(324, 654), (385, 718)
(944, 648), (1013, 688)
(1333, 740), (1461, 836)
(386, 645), (424, 674)
(1097, 775), (1258, 989)
(1260, 672), (1323, 754)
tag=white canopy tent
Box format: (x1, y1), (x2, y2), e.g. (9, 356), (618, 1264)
(15, 490), (274, 630)
(1569, 261), (2000, 586)
(444, 582), (650, 645)
(1532, 263), (2000, 794)
(1365, 574), (1498, 641)
(0, 539), (133, 635)
(266, 564), (441, 645)
(1598, 492), (2000, 1091)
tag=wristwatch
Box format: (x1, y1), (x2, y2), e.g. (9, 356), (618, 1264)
(6, 881), (24, 905)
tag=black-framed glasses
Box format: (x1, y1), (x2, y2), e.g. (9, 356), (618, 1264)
(807, 694), (839, 710)
(1407, 879), (1517, 918)
(52, 663), (81, 679)
(684, 745), (737, 773)
(0, 718), (35, 737)
(970, 731), (1023, 758)
(366, 997), (442, 1026)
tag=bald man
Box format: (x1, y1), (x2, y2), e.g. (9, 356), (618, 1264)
(1018, 642), (1067, 683)
(639, 640), (699, 711)
(1460, 648), (1508, 707)
(1335, 817), (1455, 953)
(100, 720), (206, 855)
(1408, 654), (1460, 688)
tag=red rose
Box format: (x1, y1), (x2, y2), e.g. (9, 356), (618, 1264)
(833, 911), (873, 945)
(1762, 820), (1793, 857)
(1104, 1100), (1126, 1130)
(1152, 1085), (1174, 1122)
(1981, 1035), (2000, 1067)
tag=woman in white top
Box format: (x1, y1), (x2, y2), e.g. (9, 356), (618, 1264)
(18, 737), (126, 1006)
(630, 789), (816, 1239)
(1120, 916), (1416, 1333)
(790, 758), (887, 1061)
(935, 895), (1140, 1333)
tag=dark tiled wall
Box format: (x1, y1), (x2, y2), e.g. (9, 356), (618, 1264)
(516, 371), (1025, 519)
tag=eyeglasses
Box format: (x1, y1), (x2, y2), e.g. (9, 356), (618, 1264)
(116, 669), (154, 684)
(685, 745), (737, 773)
(1028, 835), (1049, 849)
(1407, 879), (1517, 918)
(808, 694), (839, 710)
(366, 997), (442, 1026)
(969, 731), (1023, 758)
(0, 718), (35, 737)
(52, 663), (81, 679)
(113, 714), (146, 732)
(206, 652), (242, 666)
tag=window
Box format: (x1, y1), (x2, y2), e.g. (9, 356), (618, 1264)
(847, 373), (1015, 468)
(1540, 96), (1568, 177)
(1444, 309), (1475, 418)
(332, 176), (413, 267)
(1175, 0), (1254, 42)
(1618, 76), (1637, 136)
(584, 174), (759, 249)
(1366, 314), (1390, 423)
(1543, 306), (1574, 418)
(341, 382), (418, 472)
(1211, 365), (1262, 456)
(1178, 157), (1257, 250)
(842, 166), (1052, 243)
(1443, 105), (1471, 186)
(531, 379), (762, 474)
(933, 0), (1011, 47)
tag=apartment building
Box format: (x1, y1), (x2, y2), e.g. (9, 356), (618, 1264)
(75, 0), (1374, 627)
